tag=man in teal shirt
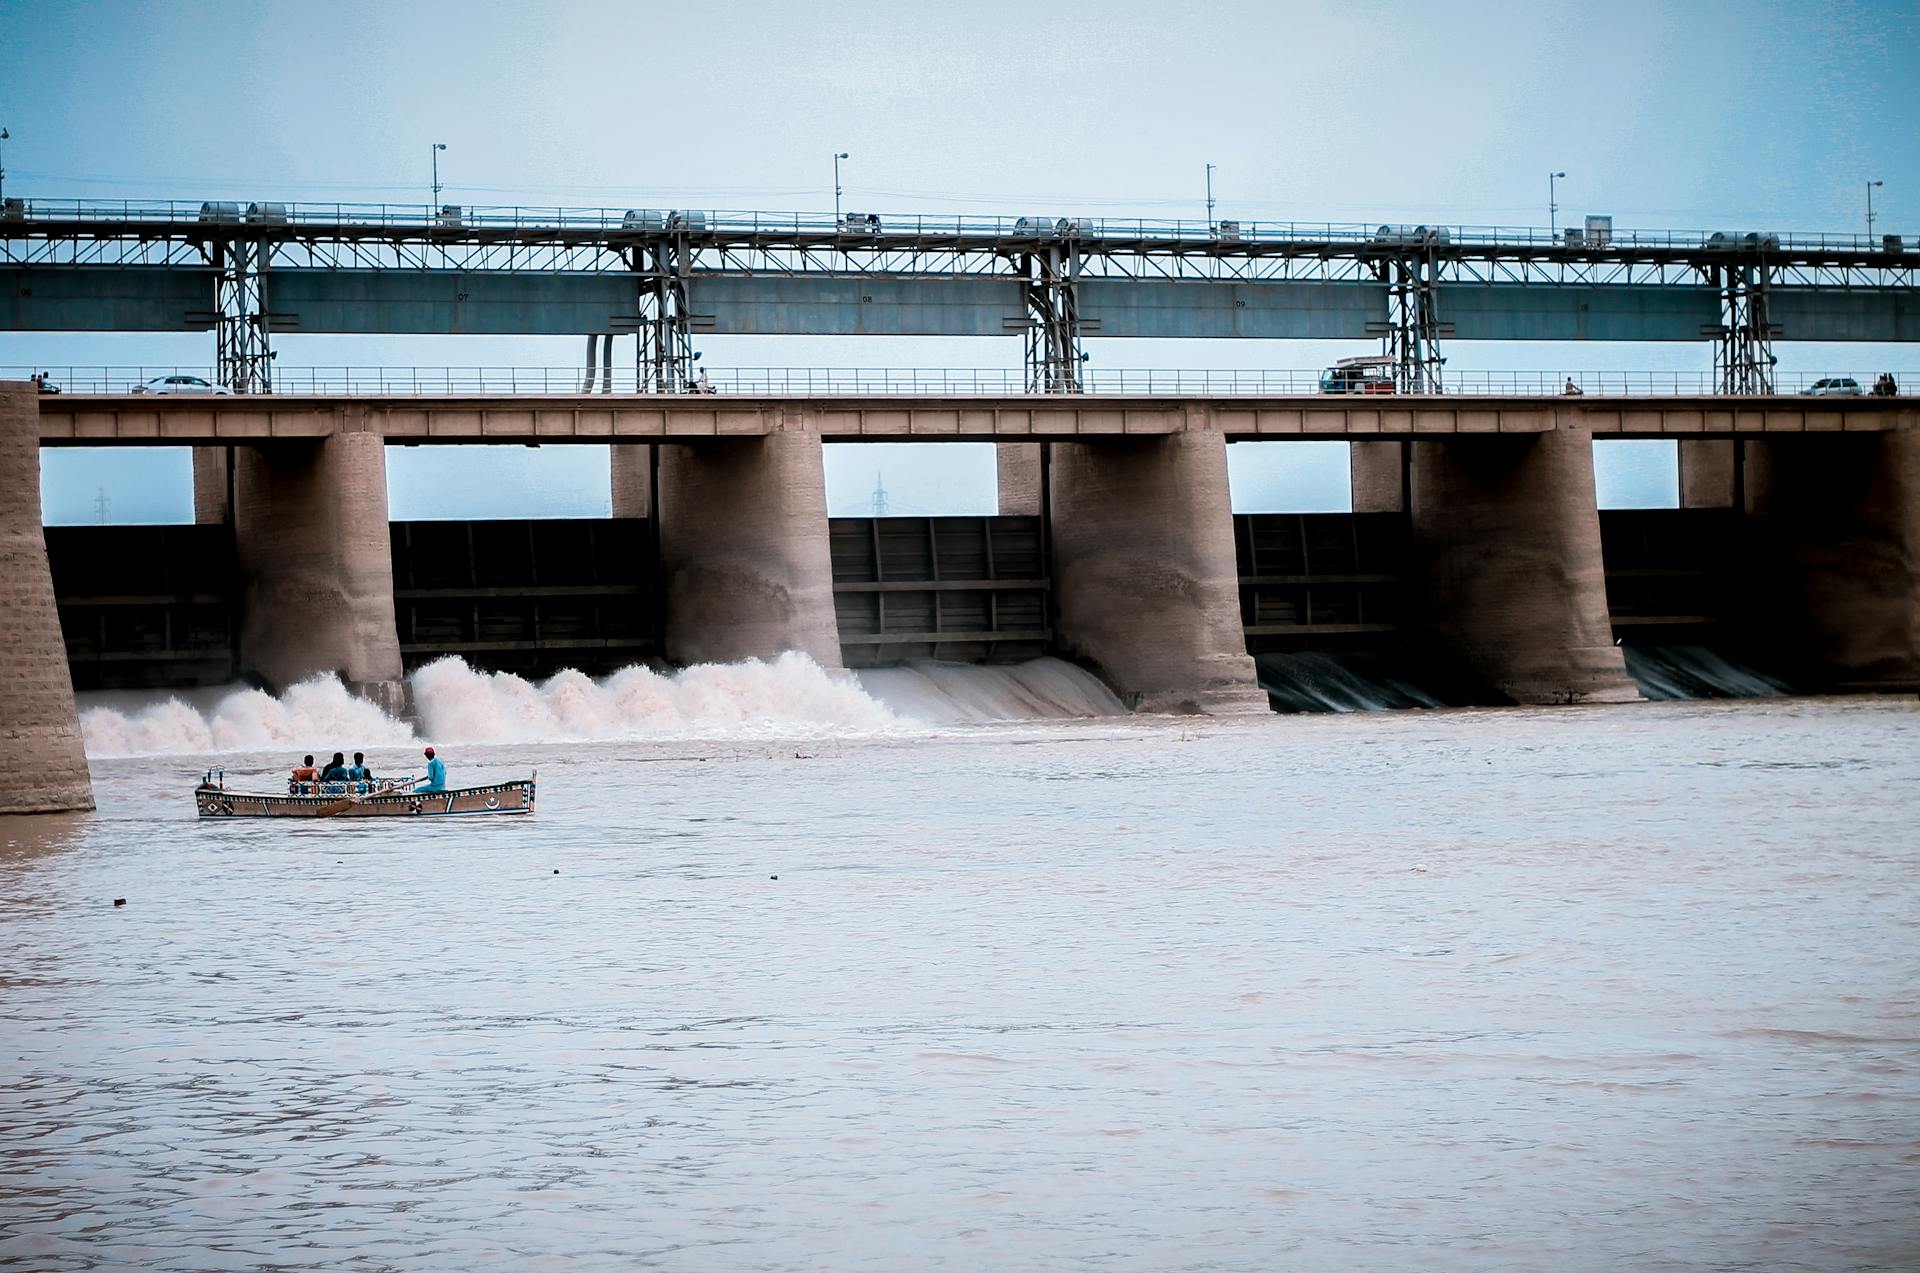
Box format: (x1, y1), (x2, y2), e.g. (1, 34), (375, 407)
(419, 746), (448, 793)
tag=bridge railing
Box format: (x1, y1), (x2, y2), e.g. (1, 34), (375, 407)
(2, 198), (1909, 253)
(10, 366), (1913, 398)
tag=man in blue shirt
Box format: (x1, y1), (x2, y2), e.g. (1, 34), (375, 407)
(419, 746), (448, 793)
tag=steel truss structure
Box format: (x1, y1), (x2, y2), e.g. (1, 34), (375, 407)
(212, 239), (273, 393)
(1707, 263), (1777, 394)
(4, 200), (1915, 392)
(1021, 243), (1083, 392)
(632, 238), (695, 393)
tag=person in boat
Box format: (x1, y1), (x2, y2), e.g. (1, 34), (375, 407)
(318, 752), (350, 782)
(419, 746), (447, 793)
(289, 755), (318, 793)
(348, 752), (374, 782)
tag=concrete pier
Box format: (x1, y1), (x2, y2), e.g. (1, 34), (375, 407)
(0, 384), (94, 813)
(997, 443), (1043, 516)
(1678, 439), (1737, 508)
(610, 443), (652, 518)
(656, 428), (842, 667)
(1349, 440), (1406, 514)
(1410, 420), (1640, 704)
(1049, 426), (1265, 713)
(1745, 432), (1920, 689)
(193, 447), (230, 524)
(232, 434), (408, 713)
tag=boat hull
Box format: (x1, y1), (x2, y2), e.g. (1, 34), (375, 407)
(195, 780), (535, 820)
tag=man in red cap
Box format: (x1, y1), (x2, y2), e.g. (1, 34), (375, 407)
(420, 746), (448, 793)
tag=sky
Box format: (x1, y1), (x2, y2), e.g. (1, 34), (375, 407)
(6, 0), (1917, 522)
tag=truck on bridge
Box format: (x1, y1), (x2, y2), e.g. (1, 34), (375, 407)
(1319, 355), (1398, 395)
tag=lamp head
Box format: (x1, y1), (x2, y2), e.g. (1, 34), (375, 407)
(1552, 170), (1566, 178)
(835, 151), (849, 159)
(434, 142), (447, 151)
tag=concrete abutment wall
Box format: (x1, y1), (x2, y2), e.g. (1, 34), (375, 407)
(1, 384), (95, 813)
(1049, 427), (1266, 713)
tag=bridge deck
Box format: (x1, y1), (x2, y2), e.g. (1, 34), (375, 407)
(35, 394), (1915, 444)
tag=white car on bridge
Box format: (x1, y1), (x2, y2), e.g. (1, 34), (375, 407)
(131, 374), (232, 395)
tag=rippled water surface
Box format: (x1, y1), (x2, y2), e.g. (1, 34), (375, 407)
(4, 699), (1918, 1271)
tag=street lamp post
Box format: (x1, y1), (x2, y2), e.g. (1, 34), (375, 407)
(431, 142), (447, 211)
(833, 152), (849, 223)
(1205, 163), (1216, 231)
(1867, 179), (1884, 240)
(1549, 171), (1567, 237)
(0, 128), (9, 204)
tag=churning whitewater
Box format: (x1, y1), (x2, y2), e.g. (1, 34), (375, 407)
(74, 654), (1126, 757)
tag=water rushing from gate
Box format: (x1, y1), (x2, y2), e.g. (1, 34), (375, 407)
(6, 693), (1917, 1270)
(72, 655), (1127, 757)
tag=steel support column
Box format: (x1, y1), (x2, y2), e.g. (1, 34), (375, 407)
(635, 240), (694, 394)
(1711, 261), (1777, 394)
(1022, 243), (1083, 393)
(213, 239), (272, 393)
(1386, 249), (1445, 394)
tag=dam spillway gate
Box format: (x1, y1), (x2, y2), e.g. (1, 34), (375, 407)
(1234, 513), (1413, 650)
(388, 518), (658, 677)
(829, 516), (1050, 668)
(46, 525), (240, 690)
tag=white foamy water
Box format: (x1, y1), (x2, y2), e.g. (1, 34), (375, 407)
(77, 677), (417, 757)
(75, 655), (1126, 757)
(409, 652), (903, 742)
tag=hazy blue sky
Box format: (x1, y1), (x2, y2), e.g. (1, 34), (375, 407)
(7, 0), (1917, 522)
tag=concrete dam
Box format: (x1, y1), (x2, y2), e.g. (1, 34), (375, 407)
(7, 382), (1919, 814)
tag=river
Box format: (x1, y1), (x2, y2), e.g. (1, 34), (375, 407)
(2, 674), (1917, 1271)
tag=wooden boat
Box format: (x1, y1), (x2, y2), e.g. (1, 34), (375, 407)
(194, 769), (536, 820)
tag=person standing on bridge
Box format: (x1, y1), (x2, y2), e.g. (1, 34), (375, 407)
(419, 746), (447, 793)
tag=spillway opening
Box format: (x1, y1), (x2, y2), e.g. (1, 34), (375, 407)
(1600, 509), (1796, 699)
(1233, 510), (1501, 712)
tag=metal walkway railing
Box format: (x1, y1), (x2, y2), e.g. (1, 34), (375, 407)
(9, 366), (1912, 399)
(2, 198), (1910, 253)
